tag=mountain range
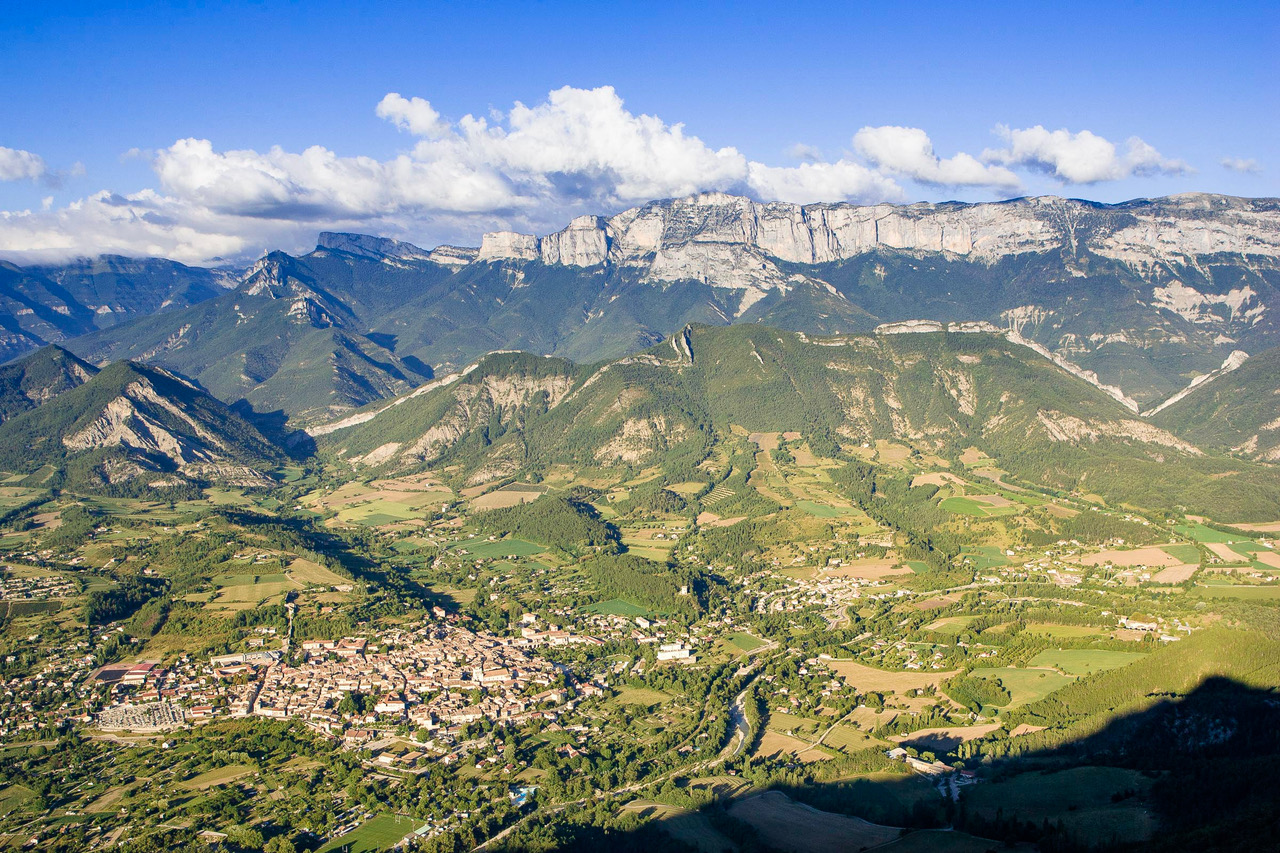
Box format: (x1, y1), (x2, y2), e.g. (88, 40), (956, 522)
(0, 192), (1276, 508)
(0, 192), (1264, 426)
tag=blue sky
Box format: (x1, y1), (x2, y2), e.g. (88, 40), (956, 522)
(0, 0), (1275, 263)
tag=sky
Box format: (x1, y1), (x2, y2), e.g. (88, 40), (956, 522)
(0, 0), (1275, 265)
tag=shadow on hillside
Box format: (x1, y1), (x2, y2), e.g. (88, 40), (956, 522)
(494, 676), (1280, 853)
(228, 400), (317, 459)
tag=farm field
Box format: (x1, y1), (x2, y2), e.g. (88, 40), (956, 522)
(959, 546), (1010, 571)
(726, 791), (901, 853)
(970, 666), (1075, 708)
(822, 724), (886, 752)
(1024, 622), (1106, 639)
(821, 659), (958, 693)
(924, 615), (979, 635)
(287, 558), (350, 587)
(795, 500), (852, 518)
(470, 484), (546, 510)
(962, 766), (1155, 846)
(891, 723), (1002, 751)
(940, 495), (1019, 518)
(1026, 649), (1147, 676)
(456, 538), (545, 559)
(1079, 547), (1183, 568)
(754, 730), (830, 763)
(1173, 522), (1239, 543)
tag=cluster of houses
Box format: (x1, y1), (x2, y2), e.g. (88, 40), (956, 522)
(0, 569), (76, 601)
(87, 619), (606, 752)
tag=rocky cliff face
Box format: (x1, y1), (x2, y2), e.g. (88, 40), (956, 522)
(477, 191), (1280, 281)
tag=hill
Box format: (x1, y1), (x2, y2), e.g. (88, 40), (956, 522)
(0, 360), (283, 491)
(1149, 345), (1280, 461)
(315, 324), (1280, 520)
(0, 345), (97, 422)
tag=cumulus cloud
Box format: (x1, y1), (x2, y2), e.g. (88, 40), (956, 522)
(0, 88), (1193, 264)
(0, 147), (47, 182)
(375, 93), (450, 139)
(748, 160), (901, 204)
(982, 125), (1188, 184)
(853, 126), (1020, 189)
(1221, 156), (1262, 174)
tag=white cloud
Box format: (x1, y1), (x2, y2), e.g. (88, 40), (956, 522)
(1221, 156), (1261, 174)
(853, 126), (1020, 189)
(748, 160), (901, 204)
(0, 147), (46, 182)
(0, 89), (1193, 264)
(375, 93), (450, 139)
(983, 125), (1188, 184)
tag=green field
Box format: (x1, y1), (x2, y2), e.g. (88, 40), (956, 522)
(1174, 522), (1239, 543)
(727, 632), (766, 652)
(960, 546), (1010, 571)
(335, 500), (424, 526)
(940, 497), (1018, 518)
(1161, 543), (1202, 563)
(612, 687), (671, 707)
(461, 538), (546, 558)
(318, 813), (415, 853)
(823, 724), (885, 752)
(925, 616), (979, 635)
(970, 666), (1075, 708)
(1027, 649), (1147, 676)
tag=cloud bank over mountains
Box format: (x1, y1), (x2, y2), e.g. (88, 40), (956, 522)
(0, 86), (1207, 264)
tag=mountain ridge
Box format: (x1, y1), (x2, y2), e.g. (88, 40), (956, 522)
(3, 191), (1274, 424)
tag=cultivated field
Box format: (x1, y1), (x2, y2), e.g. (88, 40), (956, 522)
(821, 659), (958, 693)
(822, 559), (910, 581)
(1026, 649), (1146, 676)
(971, 666), (1074, 708)
(727, 791), (901, 853)
(470, 484), (546, 510)
(890, 723), (1001, 751)
(1079, 547), (1183, 568)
